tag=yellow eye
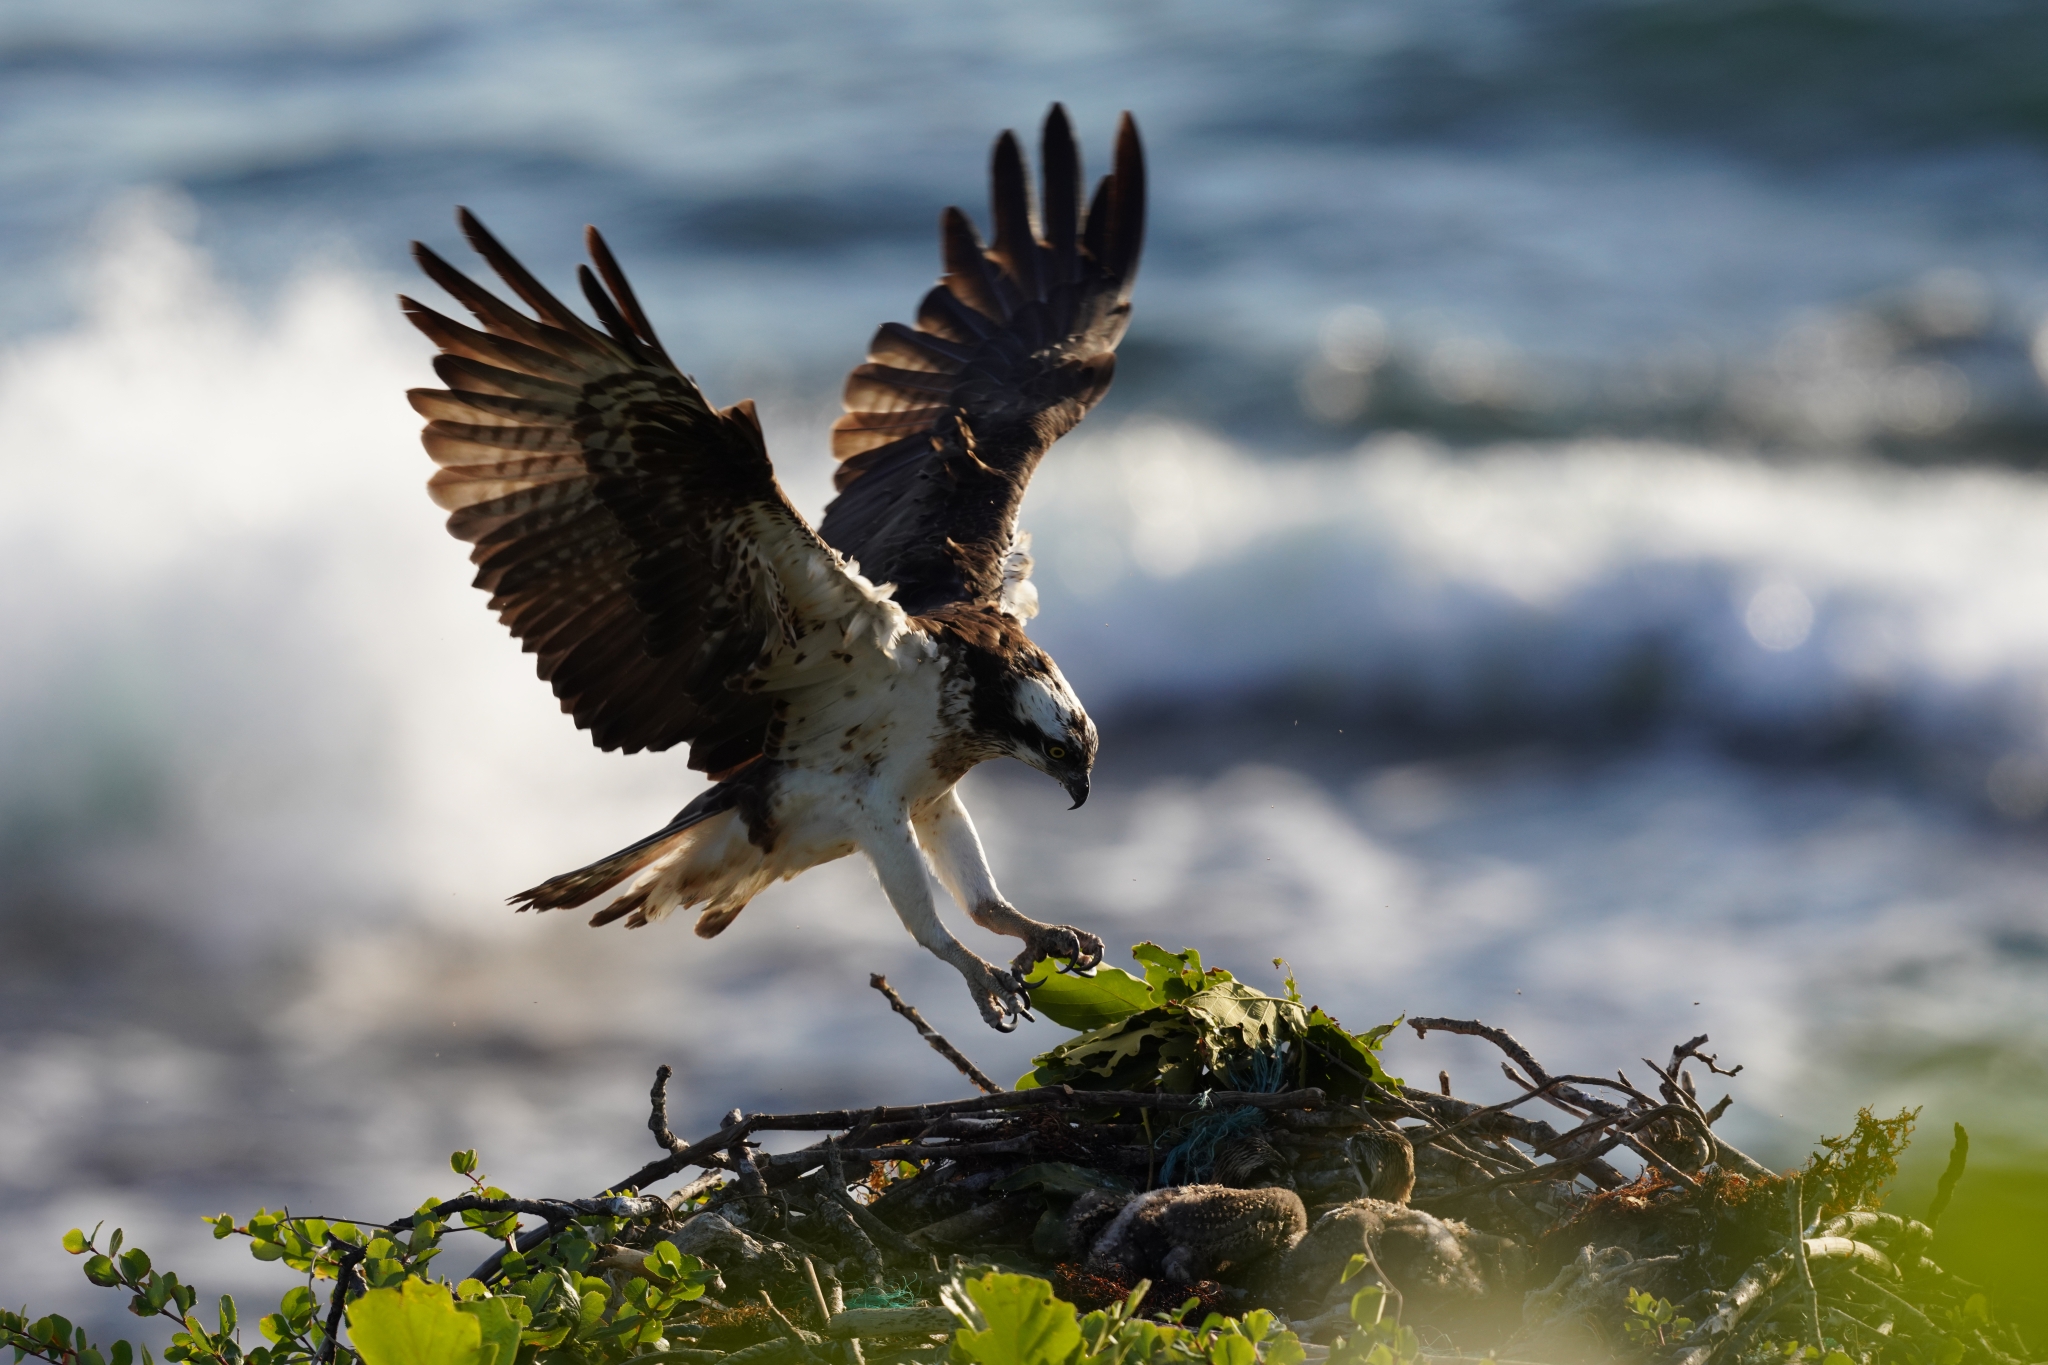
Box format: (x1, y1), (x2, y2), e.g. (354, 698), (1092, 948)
(1047, 745), (1067, 759)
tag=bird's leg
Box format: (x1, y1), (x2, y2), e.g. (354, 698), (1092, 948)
(913, 790), (1105, 982)
(859, 817), (1032, 1032)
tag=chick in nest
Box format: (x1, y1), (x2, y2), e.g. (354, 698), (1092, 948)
(1208, 1131), (1291, 1189)
(1276, 1201), (1526, 1319)
(1348, 1127), (1417, 1205)
(1067, 1185), (1309, 1284)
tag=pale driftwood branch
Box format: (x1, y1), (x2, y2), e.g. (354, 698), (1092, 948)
(824, 1307), (957, 1340)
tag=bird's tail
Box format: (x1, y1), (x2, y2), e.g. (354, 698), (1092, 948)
(511, 783), (740, 919)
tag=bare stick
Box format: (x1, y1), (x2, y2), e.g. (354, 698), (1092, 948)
(802, 1257), (833, 1329)
(1422, 1153), (1612, 1202)
(870, 975), (1001, 1095)
(1794, 1183), (1823, 1349)
(1926, 1123), (1969, 1228)
(1413, 1018), (1624, 1118)
(1639, 1051), (1772, 1179)
(606, 1085), (1326, 1208)
(1669, 1033), (1744, 1079)
(316, 1248), (365, 1364)
(650, 1064), (685, 1154)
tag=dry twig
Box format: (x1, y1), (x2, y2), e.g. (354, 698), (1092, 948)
(870, 975), (1002, 1095)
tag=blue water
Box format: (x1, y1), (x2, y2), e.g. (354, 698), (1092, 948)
(4, 0), (2048, 1333)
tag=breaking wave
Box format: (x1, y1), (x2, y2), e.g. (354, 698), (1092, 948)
(1032, 422), (2048, 817)
(11, 200), (2048, 929)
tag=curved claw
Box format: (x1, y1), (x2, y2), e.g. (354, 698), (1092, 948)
(1014, 924), (1106, 980)
(967, 958), (1036, 1032)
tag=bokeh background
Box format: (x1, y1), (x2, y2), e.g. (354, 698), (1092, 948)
(5, 0), (2047, 1340)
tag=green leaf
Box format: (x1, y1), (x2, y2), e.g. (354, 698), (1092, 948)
(1181, 981), (1298, 1055)
(449, 1151), (479, 1176)
(280, 1288), (315, 1328)
(1209, 1336), (1256, 1365)
(1263, 1331), (1308, 1365)
(1028, 1015), (1182, 1088)
(1022, 961), (1159, 1030)
(1301, 1008), (1402, 1094)
(365, 1260), (408, 1290)
(1131, 944), (1220, 1000)
(346, 1279), (484, 1365)
(83, 1255), (121, 1287)
(63, 1229), (91, 1255)
(454, 1298), (520, 1365)
(948, 1273), (1082, 1365)
(117, 1249), (151, 1281)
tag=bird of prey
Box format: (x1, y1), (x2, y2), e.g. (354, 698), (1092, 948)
(400, 106), (1144, 1029)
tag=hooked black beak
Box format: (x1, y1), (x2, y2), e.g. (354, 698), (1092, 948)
(1064, 774), (1090, 809)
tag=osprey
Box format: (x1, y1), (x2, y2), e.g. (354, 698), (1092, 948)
(401, 107), (1143, 1030)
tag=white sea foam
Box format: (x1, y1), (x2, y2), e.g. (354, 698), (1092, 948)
(1028, 420), (2048, 795)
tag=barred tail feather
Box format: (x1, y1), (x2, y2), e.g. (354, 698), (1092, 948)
(510, 782), (739, 913)
(593, 807), (774, 932)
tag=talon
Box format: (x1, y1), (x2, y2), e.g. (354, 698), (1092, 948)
(1009, 923), (1106, 982)
(967, 958), (1035, 1032)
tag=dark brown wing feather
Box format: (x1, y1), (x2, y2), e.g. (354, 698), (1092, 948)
(404, 211), (851, 767)
(818, 106), (1145, 615)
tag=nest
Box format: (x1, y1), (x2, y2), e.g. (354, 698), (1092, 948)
(386, 966), (2021, 1365)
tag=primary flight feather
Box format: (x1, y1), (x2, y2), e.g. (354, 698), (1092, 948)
(401, 106), (1143, 1029)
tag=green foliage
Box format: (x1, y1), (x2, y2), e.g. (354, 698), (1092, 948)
(1621, 1288), (1694, 1349)
(940, 1270), (1310, 1365)
(8, 1156), (716, 1365)
(347, 1281), (489, 1365)
(1019, 944), (1400, 1101)
(945, 1274), (1081, 1365)
(5, 1223), (256, 1365)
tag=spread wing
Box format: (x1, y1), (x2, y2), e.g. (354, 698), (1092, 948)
(817, 105), (1145, 617)
(403, 211), (899, 772)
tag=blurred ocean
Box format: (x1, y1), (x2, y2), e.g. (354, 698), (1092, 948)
(5, 0), (2048, 1335)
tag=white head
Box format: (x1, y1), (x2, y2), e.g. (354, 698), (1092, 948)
(1004, 660), (1096, 807)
